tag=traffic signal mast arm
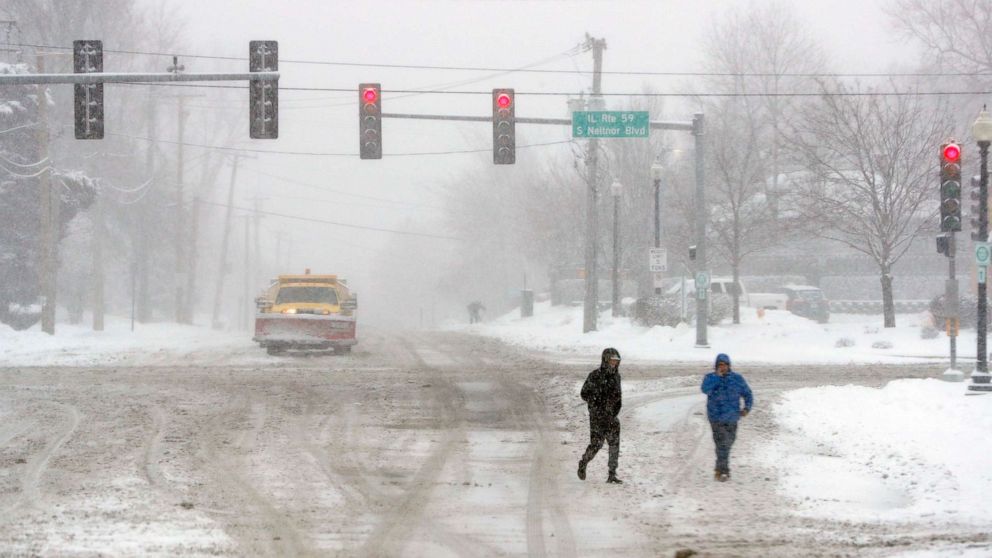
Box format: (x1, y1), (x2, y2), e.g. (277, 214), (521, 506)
(380, 111), (695, 131)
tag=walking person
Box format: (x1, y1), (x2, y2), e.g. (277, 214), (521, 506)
(466, 301), (485, 324)
(701, 353), (753, 482)
(578, 347), (623, 484)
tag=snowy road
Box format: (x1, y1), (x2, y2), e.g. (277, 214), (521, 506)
(0, 331), (989, 556)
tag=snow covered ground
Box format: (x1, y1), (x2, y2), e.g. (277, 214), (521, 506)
(0, 314), (267, 367)
(460, 301), (967, 365)
(759, 378), (992, 526)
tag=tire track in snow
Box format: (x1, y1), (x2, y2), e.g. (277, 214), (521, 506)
(196, 398), (310, 556)
(0, 402), (80, 518)
(358, 335), (469, 558)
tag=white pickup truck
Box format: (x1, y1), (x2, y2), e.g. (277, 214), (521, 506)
(667, 277), (787, 309)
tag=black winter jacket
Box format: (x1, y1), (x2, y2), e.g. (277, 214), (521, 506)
(581, 366), (622, 420)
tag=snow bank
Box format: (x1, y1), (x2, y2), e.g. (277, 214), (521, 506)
(461, 301), (957, 364)
(762, 379), (992, 524)
(0, 314), (265, 367)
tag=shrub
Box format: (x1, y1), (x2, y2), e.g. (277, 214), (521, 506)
(929, 294), (979, 329)
(835, 337), (856, 348)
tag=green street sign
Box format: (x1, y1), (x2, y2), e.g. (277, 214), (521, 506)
(977, 242), (991, 267)
(572, 111), (649, 139)
(695, 271), (710, 300)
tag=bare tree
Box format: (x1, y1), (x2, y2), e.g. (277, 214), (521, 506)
(791, 82), (950, 327)
(699, 2), (826, 322)
(889, 0), (992, 87)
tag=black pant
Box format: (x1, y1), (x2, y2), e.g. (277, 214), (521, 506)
(580, 415), (620, 474)
(710, 421), (738, 474)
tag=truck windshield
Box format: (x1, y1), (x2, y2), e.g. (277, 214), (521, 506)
(276, 286), (338, 305)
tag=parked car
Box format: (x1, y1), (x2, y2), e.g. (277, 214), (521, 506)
(667, 277), (787, 309)
(776, 285), (830, 323)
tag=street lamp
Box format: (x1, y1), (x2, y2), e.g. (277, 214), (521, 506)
(971, 107), (992, 391)
(611, 179), (623, 317)
(651, 160), (664, 294)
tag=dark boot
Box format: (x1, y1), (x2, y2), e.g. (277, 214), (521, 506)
(577, 460), (587, 481)
(606, 472), (623, 484)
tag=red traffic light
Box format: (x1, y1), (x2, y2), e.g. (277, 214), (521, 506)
(363, 87), (378, 103)
(943, 143), (961, 162)
(497, 93), (512, 108)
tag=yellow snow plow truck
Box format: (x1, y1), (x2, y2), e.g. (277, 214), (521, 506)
(253, 271), (358, 355)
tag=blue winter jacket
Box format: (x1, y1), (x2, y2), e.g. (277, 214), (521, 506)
(701, 353), (753, 423)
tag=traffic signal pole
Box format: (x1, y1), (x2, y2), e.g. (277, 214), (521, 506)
(973, 139), (991, 388)
(693, 113), (709, 347)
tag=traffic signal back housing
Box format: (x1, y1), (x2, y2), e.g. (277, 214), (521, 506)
(73, 40), (104, 140)
(249, 40), (279, 139)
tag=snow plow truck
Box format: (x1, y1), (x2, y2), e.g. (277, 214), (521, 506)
(253, 271), (358, 355)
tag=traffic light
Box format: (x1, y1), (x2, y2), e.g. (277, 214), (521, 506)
(249, 40), (278, 139)
(492, 88), (515, 164)
(971, 175), (984, 241)
(937, 232), (951, 256)
(73, 40), (103, 140)
(940, 142), (962, 232)
(359, 83), (382, 159)
(689, 245), (697, 261)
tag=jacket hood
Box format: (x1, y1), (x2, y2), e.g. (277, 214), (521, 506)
(715, 353), (731, 368)
(601, 347), (621, 369)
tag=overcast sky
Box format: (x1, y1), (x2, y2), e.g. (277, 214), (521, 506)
(169, 0), (919, 292)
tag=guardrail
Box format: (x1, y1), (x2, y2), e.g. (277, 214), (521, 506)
(828, 300), (930, 314)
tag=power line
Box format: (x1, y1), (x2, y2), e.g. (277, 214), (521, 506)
(249, 168), (442, 210)
(113, 81), (992, 98)
(197, 199), (459, 240)
(105, 131), (574, 157)
(7, 41), (992, 78)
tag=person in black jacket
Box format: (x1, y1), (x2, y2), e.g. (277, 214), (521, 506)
(578, 347), (623, 484)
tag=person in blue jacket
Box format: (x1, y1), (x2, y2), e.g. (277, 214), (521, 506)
(701, 353), (753, 481)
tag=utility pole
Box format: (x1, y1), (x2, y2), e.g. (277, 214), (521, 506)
(252, 196), (263, 287)
(611, 179), (622, 317)
(211, 154), (248, 329)
(242, 215), (252, 330)
(92, 187), (105, 331)
(583, 34), (606, 333)
(36, 55), (57, 335)
(185, 194), (200, 324)
(167, 56), (189, 324)
(693, 113), (709, 347)
(137, 86), (155, 323)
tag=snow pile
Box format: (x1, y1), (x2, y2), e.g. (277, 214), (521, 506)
(0, 315), (263, 367)
(462, 301), (955, 364)
(762, 379), (992, 524)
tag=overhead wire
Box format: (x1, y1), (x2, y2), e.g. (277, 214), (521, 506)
(249, 168), (442, 209)
(0, 122), (37, 135)
(110, 81), (992, 98)
(197, 199), (460, 240)
(6, 41), (992, 78)
(105, 131), (575, 158)
(0, 153), (48, 167)
(0, 162), (51, 178)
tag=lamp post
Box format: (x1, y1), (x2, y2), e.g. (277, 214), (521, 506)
(971, 107), (992, 391)
(611, 179), (623, 317)
(651, 160), (663, 295)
